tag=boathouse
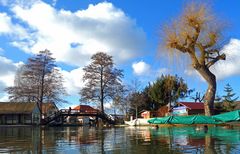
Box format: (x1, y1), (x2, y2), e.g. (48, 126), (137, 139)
(0, 102), (41, 125)
(42, 102), (58, 119)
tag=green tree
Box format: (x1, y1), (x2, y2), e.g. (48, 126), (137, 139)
(148, 75), (189, 107)
(222, 83), (238, 111)
(6, 50), (67, 116)
(141, 85), (160, 111)
(80, 52), (124, 113)
(162, 3), (226, 115)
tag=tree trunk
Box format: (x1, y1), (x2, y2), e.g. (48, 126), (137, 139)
(100, 68), (104, 113)
(197, 66), (216, 116)
(135, 106), (138, 120)
(100, 86), (104, 113)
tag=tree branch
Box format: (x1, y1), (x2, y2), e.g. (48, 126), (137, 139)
(203, 32), (217, 49)
(170, 42), (189, 53)
(206, 53), (226, 68)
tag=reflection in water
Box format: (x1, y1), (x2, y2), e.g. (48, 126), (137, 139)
(0, 126), (240, 153)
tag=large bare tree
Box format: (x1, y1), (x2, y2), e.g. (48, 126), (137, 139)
(162, 3), (226, 115)
(6, 50), (67, 116)
(80, 52), (123, 113)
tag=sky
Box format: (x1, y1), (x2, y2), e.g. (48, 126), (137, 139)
(0, 0), (240, 109)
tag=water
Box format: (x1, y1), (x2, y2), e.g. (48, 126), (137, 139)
(0, 126), (240, 153)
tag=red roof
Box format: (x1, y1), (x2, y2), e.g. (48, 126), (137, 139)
(179, 102), (204, 110)
(73, 105), (98, 112)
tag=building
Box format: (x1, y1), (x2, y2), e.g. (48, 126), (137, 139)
(153, 102), (205, 117)
(42, 102), (58, 119)
(172, 102), (205, 116)
(154, 105), (171, 117)
(140, 110), (151, 119)
(0, 102), (41, 125)
(73, 105), (98, 113)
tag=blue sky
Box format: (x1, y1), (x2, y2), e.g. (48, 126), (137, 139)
(0, 0), (240, 109)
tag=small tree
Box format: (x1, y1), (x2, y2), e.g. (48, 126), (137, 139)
(80, 52), (123, 113)
(126, 79), (145, 119)
(162, 3), (226, 115)
(127, 91), (145, 119)
(111, 85), (128, 115)
(222, 83), (238, 111)
(6, 50), (67, 116)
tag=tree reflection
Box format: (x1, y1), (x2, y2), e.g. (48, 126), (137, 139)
(0, 126), (240, 153)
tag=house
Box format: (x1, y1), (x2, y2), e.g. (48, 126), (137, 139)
(138, 105), (171, 118)
(153, 102), (205, 117)
(172, 102), (205, 115)
(67, 105), (98, 125)
(73, 105), (98, 113)
(140, 109), (160, 119)
(0, 102), (41, 125)
(140, 110), (151, 119)
(154, 105), (171, 117)
(42, 102), (58, 119)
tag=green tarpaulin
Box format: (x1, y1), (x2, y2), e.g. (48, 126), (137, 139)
(212, 110), (240, 122)
(148, 110), (240, 124)
(148, 115), (219, 124)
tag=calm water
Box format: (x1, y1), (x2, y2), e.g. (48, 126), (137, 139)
(0, 125), (240, 154)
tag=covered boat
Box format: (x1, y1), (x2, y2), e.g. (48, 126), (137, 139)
(148, 115), (219, 125)
(148, 110), (240, 125)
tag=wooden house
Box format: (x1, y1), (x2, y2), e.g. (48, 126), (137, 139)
(172, 102), (205, 115)
(0, 102), (41, 125)
(42, 102), (58, 119)
(154, 105), (171, 117)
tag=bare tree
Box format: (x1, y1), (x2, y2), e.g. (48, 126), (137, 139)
(162, 3), (226, 115)
(127, 79), (145, 119)
(80, 52), (123, 113)
(6, 49), (67, 116)
(111, 84), (128, 115)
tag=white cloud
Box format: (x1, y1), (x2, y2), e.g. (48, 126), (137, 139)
(52, 0), (57, 6)
(60, 67), (85, 95)
(0, 56), (18, 75)
(2, 1), (146, 66)
(0, 13), (12, 33)
(0, 56), (22, 101)
(0, 93), (9, 102)
(211, 39), (240, 80)
(132, 61), (150, 75)
(0, 12), (32, 49)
